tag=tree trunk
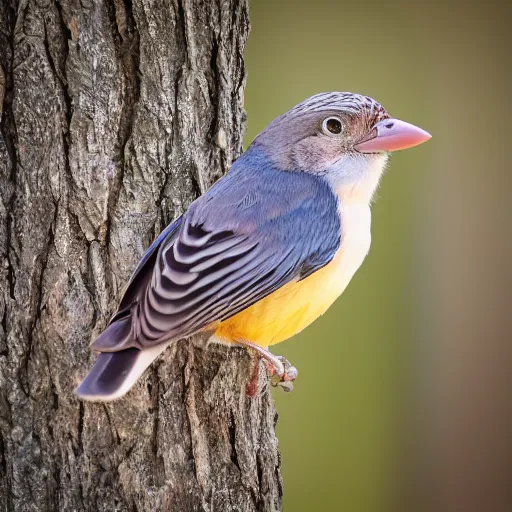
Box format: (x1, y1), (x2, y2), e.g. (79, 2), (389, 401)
(0, 1), (283, 510)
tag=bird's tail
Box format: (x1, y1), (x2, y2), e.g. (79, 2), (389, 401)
(75, 342), (169, 402)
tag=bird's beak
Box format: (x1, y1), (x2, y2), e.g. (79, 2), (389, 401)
(354, 118), (431, 153)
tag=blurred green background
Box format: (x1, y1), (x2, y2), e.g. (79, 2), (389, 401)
(243, 1), (511, 511)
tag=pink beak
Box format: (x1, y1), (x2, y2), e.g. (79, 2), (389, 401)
(354, 118), (431, 153)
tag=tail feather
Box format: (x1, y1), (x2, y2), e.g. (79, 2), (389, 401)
(90, 315), (133, 352)
(75, 343), (169, 402)
(77, 219), (183, 401)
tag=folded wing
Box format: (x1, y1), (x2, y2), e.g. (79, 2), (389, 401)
(96, 163), (341, 351)
(77, 153), (341, 400)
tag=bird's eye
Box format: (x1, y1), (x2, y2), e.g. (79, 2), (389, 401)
(322, 117), (343, 135)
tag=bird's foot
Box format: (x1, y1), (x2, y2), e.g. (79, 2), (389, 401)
(264, 356), (298, 392)
(238, 340), (298, 392)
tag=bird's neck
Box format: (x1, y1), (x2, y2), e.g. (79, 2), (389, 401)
(236, 144), (388, 205)
(325, 153), (389, 205)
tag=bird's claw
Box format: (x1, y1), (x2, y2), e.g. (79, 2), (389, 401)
(238, 340), (298, 393)
(265, 356), (298, 392)
(276, 380), (294, 392)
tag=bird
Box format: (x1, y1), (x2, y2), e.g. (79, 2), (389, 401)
(76, 92), (431, 401)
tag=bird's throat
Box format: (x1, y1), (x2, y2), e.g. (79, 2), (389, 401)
(327, 153), (388, 204)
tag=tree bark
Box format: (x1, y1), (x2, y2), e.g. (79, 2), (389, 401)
(0, 1), (283, 510)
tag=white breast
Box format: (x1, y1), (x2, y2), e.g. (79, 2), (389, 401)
(321, 152), (386, 296)
(334, 201), (372, 294)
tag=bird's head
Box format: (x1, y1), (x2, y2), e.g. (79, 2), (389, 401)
(252, 92), (431, 202)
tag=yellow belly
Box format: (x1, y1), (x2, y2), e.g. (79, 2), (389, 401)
(214, 193), (372, 348)
(214, 249), (351, 347)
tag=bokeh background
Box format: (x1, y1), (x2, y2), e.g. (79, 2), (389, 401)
(244, 1), (512, 511)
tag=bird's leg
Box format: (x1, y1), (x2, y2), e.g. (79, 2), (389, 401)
(237, 340), (298, 392)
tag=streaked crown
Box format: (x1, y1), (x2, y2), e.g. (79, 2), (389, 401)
(277, 92), (389, 124)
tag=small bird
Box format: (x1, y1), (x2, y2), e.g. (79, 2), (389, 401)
(76, 92), (431, 401)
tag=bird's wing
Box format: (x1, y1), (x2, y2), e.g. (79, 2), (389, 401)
(92, 163), (341, 352)
(110, 216), (183, 322)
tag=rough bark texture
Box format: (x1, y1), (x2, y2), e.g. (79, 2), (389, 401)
(0, 1), (283, 510)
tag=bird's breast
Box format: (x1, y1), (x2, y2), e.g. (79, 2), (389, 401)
(335, 201), (372, 292)
(214, 202), (372, 347)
